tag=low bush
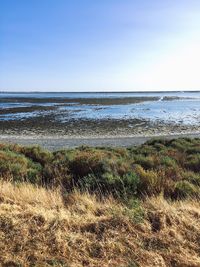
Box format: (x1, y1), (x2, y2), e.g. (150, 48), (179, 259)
(0, 150), (42, 183)
(185, 154), (200, 172)
(133, 155), (156, 170)
(174, 180), (199, 199)
(21, 145), (53, 166)
(160, 156), (177, 168)
(0, 138), (200, 200)
(182, 171), (200, 186)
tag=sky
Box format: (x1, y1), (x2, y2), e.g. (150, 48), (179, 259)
(1, 0), (200, 92)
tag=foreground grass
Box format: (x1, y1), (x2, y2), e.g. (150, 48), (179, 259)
(0, 181), (200, 267)
(0, 138), (200, 266)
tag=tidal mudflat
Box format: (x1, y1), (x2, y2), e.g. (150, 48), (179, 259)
(1, 91), (200, 148)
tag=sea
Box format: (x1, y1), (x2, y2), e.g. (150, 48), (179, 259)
(1, 91), (200, 125)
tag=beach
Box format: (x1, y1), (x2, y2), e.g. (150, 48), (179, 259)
(1, 133), (200, 150)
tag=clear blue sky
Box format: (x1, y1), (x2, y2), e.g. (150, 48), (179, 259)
(1, 0), (200, 91)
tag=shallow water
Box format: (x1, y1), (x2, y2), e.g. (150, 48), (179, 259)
(1, 91), (200, 125)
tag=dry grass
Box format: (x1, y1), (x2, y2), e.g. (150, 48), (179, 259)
(0, 181), (200, 267)
(0, 182), (63, 209)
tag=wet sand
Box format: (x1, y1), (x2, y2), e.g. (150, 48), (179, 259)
(1, 114), (200, 136)
(1, 114), (200, 150)
(0, 96), (159, 105)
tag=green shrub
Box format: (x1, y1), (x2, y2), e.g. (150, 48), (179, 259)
(135, 144), (156, 156)
(185, 154), (200, 172)
(186, 147), (200, 154)
(182, 171), (200, 186)
(124, 198), (144, 223)
(42, 161), (71, 187)
(135, 165), (160, 195)
(174, 180), (199, 199)
(21, 146), (53, 166)
(69, 150), (107, 179)
(0, 138), (200, 200)
(160, 156), (177, 168)
(170, 138), (193, 152)
(133, 155), (155, 170)
(78, 172), (140, 198)
(146, 138), (168, 146)
(0, 150), (42, 183)
(110, 198), (144, 225)
(121, 173), (140, 197)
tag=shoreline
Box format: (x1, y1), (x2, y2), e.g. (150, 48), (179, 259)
(1, 132), (200, 150)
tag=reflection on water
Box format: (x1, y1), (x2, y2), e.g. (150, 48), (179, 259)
(0, 92), (200, 125)
(57, 99), (200, 125)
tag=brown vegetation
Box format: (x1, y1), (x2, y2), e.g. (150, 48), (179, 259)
(0, 181), (200, 267)
(0, 138), (200, 266)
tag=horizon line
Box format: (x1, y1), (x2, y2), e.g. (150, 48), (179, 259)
(0, 90), (200, 94)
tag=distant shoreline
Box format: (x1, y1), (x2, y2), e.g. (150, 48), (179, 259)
(1, 90), (200, 93)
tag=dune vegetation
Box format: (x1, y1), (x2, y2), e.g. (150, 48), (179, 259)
(0, 138), (200, 266)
